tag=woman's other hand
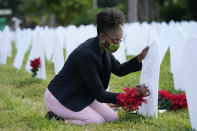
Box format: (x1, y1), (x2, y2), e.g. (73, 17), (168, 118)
(136, 84), (150, 97)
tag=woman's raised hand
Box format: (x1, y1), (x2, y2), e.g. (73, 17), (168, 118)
(137, 46), (149, 62)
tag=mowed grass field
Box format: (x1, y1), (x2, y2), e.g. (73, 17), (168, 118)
(0, 44), (192, 131)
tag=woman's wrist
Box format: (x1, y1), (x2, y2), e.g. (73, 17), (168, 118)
(137, 54), (143, 63)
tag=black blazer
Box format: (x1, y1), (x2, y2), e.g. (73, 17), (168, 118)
(48, 36), (142, 112)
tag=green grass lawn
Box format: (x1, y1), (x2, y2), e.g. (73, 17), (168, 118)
(0, 44), (192, 131)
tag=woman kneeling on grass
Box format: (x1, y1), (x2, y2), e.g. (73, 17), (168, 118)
(44, 8), (150, 125)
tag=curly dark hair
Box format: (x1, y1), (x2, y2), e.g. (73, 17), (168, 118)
(95, 8), (125, 35)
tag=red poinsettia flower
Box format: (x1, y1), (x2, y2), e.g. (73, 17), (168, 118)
(170, 93), (188, 110)
(116, 87), (147, 112)
(159, 90), (171, 100)
(158, 89), (188, 110)
(30, 57), (41, 77)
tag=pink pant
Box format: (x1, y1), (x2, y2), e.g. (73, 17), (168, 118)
(44, 88), (118, 125)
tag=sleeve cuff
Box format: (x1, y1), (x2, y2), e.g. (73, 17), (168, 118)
(134, 56), (142, 71)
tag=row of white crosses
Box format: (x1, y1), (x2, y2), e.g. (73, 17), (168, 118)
(0, 21), (196, 129)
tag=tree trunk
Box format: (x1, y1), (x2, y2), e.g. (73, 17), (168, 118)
(128, 0), (138, 22)
(149, 0), (160, 22)
(41, 15), (46, 26)
(149, 0), (154, 21)
(137, 0), (160, 22)
(93, 0), (97, 9)
(138, 0), (149, 22)
(49, 13), (55, 28)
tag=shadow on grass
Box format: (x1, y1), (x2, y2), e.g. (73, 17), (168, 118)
(15, 77), (43, 88)
(118, 111), (148, 123)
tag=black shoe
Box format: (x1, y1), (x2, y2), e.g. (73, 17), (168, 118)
(45, 111), (64, 120)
